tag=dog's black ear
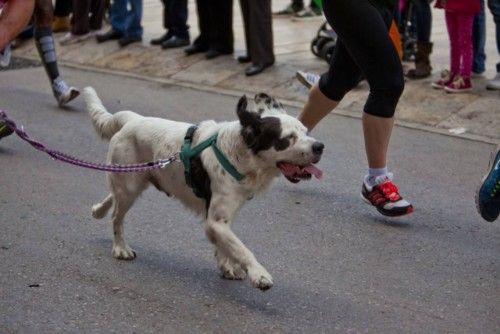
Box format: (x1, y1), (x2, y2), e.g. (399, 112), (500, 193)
(254, 92), (286, 114)
(254, 93), (272, 106)
(237, 95), (261, 128)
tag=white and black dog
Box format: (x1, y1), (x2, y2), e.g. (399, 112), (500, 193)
(83, 87), (323, 291)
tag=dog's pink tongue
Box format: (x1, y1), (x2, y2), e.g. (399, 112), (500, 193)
(277, 162), (323, 180)
(303, 164), (323, 179)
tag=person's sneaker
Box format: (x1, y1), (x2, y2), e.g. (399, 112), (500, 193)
(475, 145), (500, 222)
(444, 75), (472, 93)
(296, 70), (320, 89)
(431, 69), (455, 89)
(52, 77), (80, 106)
(486, 73), (500, 90)
(361, 174), (414, 217)
(0, 43), (12, 67)
(0, 121), (13, 140)
(273, 3), (302, 16)
(60, 32), (92, 46)
(292, 7), (323, 21)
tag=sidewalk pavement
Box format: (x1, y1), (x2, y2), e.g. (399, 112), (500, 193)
(11, 0), (499, 143)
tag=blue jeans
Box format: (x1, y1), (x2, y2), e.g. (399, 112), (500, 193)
(489, 0), (500, 73)
(110, 0), (143, 38)
(473, 0), (486, 73)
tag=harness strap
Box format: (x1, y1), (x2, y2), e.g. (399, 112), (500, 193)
(180, 125), (244, 197)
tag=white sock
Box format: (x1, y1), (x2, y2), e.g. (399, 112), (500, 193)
(365, 167), (389, 187)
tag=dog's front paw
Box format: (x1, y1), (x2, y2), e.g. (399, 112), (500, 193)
(221, 266), (247, 280)
(112, 244), (137, 260)
(247, 266), (273, 291)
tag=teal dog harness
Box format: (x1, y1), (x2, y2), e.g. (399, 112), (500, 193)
(180, 125), (245, 198)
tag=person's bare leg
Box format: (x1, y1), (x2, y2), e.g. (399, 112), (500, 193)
(297, 83), (339, 131)
(362, 113), (394, 168)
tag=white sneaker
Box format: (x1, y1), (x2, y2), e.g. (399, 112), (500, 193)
(0, 43), (11, 67)
(296, 71), (320, 89)
(486, 73), (500, 90)
(60, 32), (92, 46)
(52, 77), (80, 106)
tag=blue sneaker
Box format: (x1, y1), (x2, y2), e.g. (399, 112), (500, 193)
(475, 145), (500, 222)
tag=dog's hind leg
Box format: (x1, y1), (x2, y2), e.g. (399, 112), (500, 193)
(92, 194), (113, 219)
(110, 189), (138, 260)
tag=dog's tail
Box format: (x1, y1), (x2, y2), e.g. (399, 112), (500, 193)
(83, 87), (139, 140)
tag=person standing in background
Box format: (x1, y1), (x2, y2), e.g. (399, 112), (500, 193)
(60, 0), (105, 45)
(432, 0), (480, 93)
(149, 0), (190, 49)
(472, 0), (486, 77)
(486, 0), (500, 89)
(184, 0), (233, 59)
(239, 0), (275, 76)
(52, 0), (71, 32)
(96, 0), (143, 47)
(405, 0), (434, 79)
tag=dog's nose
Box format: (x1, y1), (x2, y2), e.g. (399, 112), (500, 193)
(312, 142), (324, 155)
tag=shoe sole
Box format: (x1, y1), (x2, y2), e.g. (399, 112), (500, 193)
(60, 34), (92, 46)
(296, 71), (312, 89)
(360, 192), (414, 217)
(445, 87), (472, 93)
(475, 144), (500, 222)
(431, 83), (445, 89)
(58, 88), (80, 107)
(291, 15), (324, 22)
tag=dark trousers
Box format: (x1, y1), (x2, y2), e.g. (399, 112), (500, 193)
(72, 0), (105, 34)
(193, 0), (233, 53)
(239, 0), (274, 65)
(54, 0), (72, 16)
(162, 0), (189, 39)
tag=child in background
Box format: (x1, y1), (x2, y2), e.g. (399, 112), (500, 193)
(432, 0), (480, 93)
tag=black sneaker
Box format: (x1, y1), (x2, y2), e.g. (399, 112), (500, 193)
(361, 174), (413, 217)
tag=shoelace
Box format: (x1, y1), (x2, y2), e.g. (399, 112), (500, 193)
(306, 73), (320, 84)
(378, 181), (401, 202)
(450, 76), (464, 88)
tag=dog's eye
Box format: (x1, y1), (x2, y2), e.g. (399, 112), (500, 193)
(287, 133), (297, 141)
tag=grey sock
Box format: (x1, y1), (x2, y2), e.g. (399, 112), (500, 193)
(34, 26), (60, 82)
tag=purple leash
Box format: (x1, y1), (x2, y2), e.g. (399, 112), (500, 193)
(0, 110), (178, 172)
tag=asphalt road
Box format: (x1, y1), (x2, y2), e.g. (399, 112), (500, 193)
(0, 66), (498, 333)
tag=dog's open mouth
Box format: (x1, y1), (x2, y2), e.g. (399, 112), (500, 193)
(277, 161), (323, 183)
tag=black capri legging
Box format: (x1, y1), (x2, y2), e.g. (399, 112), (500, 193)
(318, 0), (404, 118)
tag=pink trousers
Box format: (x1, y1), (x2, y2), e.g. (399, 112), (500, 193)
(445, 11), (475, 77)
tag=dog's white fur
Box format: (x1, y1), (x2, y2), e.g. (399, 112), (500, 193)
(83, 87), (322, 290)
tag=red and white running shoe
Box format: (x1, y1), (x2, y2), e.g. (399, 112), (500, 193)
(361, 174), (413, 217)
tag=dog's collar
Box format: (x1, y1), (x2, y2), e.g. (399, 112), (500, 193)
(180, 125), (245, 196)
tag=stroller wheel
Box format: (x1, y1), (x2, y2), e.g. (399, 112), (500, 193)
(311, 36), (329, 58)
(320, 40), (336, 63)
